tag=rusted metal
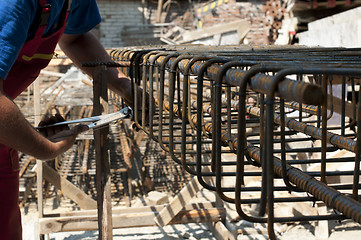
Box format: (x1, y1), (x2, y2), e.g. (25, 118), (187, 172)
(110, 45), (361, 239)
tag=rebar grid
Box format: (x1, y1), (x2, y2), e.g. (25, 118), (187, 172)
(110, 45), (361, 239)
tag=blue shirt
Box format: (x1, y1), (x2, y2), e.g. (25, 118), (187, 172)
(0, 0), (101, 79)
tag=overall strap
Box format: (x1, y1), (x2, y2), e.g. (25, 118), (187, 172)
(27, 0), (51, 32)
(36, 0), (71, 27)
(39, 1), (51, 26)
(67, 0), (72, 12)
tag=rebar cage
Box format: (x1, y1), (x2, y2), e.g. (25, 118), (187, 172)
(109, 45), (361, 239)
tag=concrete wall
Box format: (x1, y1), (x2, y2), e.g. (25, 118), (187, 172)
(298, 7), (361, 47)
(97, 0), (144, 48)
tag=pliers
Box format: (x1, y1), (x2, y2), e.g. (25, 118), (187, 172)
(37, 106), (133, 130)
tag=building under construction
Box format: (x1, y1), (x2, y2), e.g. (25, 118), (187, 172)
(17, 0), (361, 239)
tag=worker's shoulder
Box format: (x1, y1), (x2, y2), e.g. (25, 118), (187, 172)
(0, 0), (37, 17)
(1, 0), (37, 8)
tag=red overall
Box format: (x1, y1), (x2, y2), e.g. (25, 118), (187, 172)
(0, 0), (69, 239)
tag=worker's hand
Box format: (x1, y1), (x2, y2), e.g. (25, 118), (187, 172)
(114, 75), (155, 130)
(38, 113), (88, 144)
(38, 113), (69, 137)
(129, 86), (156, 130)
(36, 113), (89, 159)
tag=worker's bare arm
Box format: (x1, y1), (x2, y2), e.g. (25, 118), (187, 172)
(59, 32), (133, 104)
(0, 78), (86, 160)
(59, 33), (154, 125)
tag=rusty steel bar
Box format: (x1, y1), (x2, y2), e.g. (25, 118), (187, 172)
(154, 56), (324, 106)
(246, 105), (358, 152)
(245, 143), (361, 224)
(81, 106), (93, 174)
(141, 63), (361, 223)
(284, 102), (318, 115)
(141, 64), (360, 194)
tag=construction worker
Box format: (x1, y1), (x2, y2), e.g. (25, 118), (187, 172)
(0, 0), (147, 239)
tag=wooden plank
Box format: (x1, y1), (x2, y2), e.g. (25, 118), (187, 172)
(39, 213), (154, 234)
(80, 140), (90, 174)
(40, 70), (65, 78)
(206, 221), (237, 240)
(44, 202), (218, 218)
(207, 183), (236, 240)
(19, 157), (35, 178)
(327, 94), (354, 119)
(180, 20), (249, 43)
(41, 67), (77, 95)
(39, 207), (225, 234)
(93, 65), (113, 239)
(305, 76), (358, 119)
(154, 175), (203, 226)
(170, 208), (225, 225)
(42, 164), (97, 210)
(81, 107), (93, 174)
(315, 203), (329, 240)
(156, 0), (164, 23)
(237, 227), (268, 235)
(119, 130), (132, 170)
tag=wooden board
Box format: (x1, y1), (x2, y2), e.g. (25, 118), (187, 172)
(44, 202), (218, 218)
(39, 206), (225, 234)
(43, 164), (97, 210)
(154, 175), (203, 226)
(179, 20), (250, 44)
(328, 94), (354, 119)
(207, 221), (237, 240)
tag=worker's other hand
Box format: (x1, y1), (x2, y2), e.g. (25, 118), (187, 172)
(115, 75), (155, 130)
(131, 86), (156, 130)
(122, 85), (155, 129)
